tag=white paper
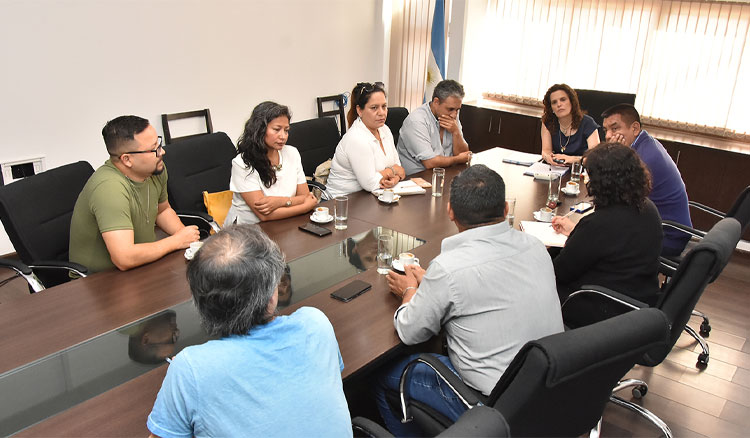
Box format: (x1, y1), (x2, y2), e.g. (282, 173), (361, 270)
(520, 220), (568, 247)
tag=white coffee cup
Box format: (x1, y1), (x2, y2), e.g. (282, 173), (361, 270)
(539, 207), (554, 222)
(381, 189), (395, 202)
(313, 206), (330, 220)
(566, 181), (580, 194)
(398, 252), (420, 267)
(189, 241), (204, 253)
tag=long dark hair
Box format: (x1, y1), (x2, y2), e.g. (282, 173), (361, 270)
(346, 82), (386, 128)
(237, 101), (291, 188)
(583, 142), (652, 211)
(541, 83), (583, 135)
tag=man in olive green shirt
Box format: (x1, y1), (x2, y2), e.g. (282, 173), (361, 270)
(69, 116), (200, 273)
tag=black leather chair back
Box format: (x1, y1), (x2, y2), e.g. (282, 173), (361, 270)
(287, 118), (341, 177)
(487, 308), (670, 437)
(649, 217), (741, 363)
(727, 186), (750, 233)
(386, 107), (409, 146)
(162, 132), (236, 213)
(0, 161), (94, 264)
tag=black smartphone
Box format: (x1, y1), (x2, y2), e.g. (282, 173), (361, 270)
(299, 222), (332, 237)
(330, 280), (372, 302)
(553, 158), (566, 165)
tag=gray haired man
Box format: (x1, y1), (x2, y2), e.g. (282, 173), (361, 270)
(397, 79), (472, 175)
(147, 225), (352, 437)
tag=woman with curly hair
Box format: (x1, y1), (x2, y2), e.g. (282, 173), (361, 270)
(551, 143), (663, 304)
(224, 102), (318, 225)
(540, 83), (600, 165)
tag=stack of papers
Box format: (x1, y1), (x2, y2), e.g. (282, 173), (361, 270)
(502, 151), (542, 166)
(520, 221), (568, 247)
(372, 180), (427, 196)
(523, 162), (570, 177)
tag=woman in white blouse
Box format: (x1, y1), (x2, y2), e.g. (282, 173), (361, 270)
(224, 101), (318, 225)
(326, 82), (406, 197)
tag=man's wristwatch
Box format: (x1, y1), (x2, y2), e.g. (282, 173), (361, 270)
(285, 198), (292, 207)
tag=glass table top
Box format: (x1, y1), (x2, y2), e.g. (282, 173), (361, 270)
(0, 226), (424, 435)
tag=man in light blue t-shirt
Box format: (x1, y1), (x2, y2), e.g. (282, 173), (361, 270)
(147, 225), (351, 438)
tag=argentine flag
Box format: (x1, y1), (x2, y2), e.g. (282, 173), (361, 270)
(424, 0), (446, 103)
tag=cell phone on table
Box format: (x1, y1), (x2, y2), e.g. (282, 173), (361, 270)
(298, 223), (332, 237)
(571, 202), (593, 213)
(330, 280), (372, 302)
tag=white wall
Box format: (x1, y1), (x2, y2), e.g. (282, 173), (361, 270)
(0, 0), (388, 255)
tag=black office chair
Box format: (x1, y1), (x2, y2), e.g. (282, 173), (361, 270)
(0, 161), (93, 291)
(385, 107), (409, 146)
(317, 94), (347, 136)
(575, 89), (636, 140)
(659, 186), (749, 348)
(161, 109), (214, 145)
(389, 308), (670, 437)
(562, 217), (741, 436)
(352, 405), (509, 437)
(162, 132), (236, 235)
(287, 117), (340, 199)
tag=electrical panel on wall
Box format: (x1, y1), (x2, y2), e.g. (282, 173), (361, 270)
(0, 156), (45, 185)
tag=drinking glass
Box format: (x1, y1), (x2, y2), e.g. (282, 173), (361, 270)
(547, 174), (561, 207)
(432, 168), (445, 197)
(334, 196), (348, 230)
(377, 234), (393, 274)
(571, 162), (583, 182)
(506, 197), (516, 228)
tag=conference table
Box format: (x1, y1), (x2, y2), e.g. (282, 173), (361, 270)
(0, 147), (587, 436)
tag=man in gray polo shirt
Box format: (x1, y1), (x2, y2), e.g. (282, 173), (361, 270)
(397, 79), (472, 175)
(375, 165), (563, 436)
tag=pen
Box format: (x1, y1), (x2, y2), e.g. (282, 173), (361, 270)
(549, 209), (576, 228)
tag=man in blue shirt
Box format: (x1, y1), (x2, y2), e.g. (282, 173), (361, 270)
(397, 79), (472, 175)
(147, 225), (351, 438)
(602, 104), (692, 256)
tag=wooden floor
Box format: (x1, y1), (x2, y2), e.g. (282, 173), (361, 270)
(2, 251), (749, 437)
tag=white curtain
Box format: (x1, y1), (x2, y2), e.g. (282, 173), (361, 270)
(389, 0), (438, 110)
(462, 0), (750, 135)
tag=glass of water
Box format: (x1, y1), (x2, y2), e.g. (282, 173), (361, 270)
(571, 162), (582, 182)
(377, 234), (393, 274)
(334, 196), (348, 230)
(506, 197), (516, 228)
(432, 168), (445, 197)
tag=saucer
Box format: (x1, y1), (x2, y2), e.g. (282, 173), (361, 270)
(310, 214), (333, 224)
(378, 194), (401, 204)
(533, 211), (553, 223)
(561, 187), (580, 196)
(391, 259), (420, 273)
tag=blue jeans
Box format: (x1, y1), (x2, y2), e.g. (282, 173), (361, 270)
(374, 353), (469, 437)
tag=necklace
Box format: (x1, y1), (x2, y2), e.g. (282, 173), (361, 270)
(271, 150), (283, 172)
(558, 121), (572, 153)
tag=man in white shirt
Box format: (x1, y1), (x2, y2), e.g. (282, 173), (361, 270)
(374, 165), (563, 436)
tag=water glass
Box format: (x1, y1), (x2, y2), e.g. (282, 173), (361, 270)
(334, 196), (348, 230)
(432, 168), (445, 197)
(506, 197), (516, 228)
(571, 162), (583, 182)
(377, 234), (393, 274)
(547, 174), (561, 207)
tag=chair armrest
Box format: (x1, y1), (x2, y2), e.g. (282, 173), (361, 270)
(438, 405), (509, 438)
(307, 181), (332, 201)
(663, 220), (706, 239)
(30, 260), (89, 277)
(0, 259), (45, 292)
(399, 354), (482, 423)
(351, 417), (393, 437)
(176, 210), (220, 234)
(659, 256), (679, 276)
(561, 285), (648, 329)
(688, 200), (726, 218)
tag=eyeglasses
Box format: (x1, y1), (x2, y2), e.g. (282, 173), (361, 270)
(356, 81), (385, 95)
(117, 136), (164, 158)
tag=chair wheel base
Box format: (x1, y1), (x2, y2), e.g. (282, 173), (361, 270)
(700, 322), (711, 337)
(632, 385), (648, 399)
(697, 353), (709, 368)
